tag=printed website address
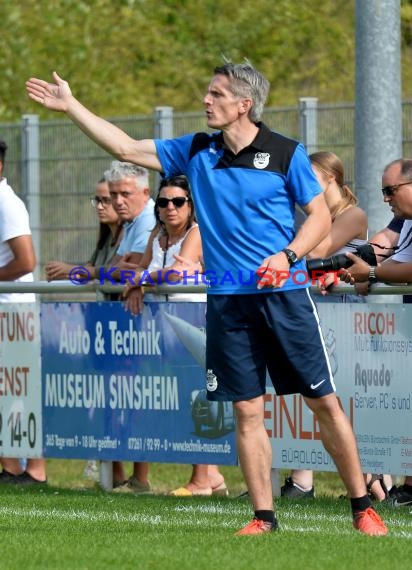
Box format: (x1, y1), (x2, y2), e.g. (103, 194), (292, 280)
(171, 439), (232, 454)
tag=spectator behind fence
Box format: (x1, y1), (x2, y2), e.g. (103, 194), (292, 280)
(103, 161), (156, 279)
(340, 157), (412, 508)
(26, 62), (388, 536)
(123, 175), (228, 497)
(45, 175), (124, 483)
(93, 161), (156, 491)
(0, 139), (47, 485)
(45, 177), (123, 283)
(362, 215), (412, 304)
(50, 164), (156, 490)
(47, 163), (155, 490)
(281, 151), (370, 499)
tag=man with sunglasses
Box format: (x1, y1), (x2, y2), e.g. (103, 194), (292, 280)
(340, 159), (412, 509)
(25, 63), (388, 536)
(341, 159), (412, 286)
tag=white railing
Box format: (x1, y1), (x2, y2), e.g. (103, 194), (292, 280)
(0, 280), (411, 295)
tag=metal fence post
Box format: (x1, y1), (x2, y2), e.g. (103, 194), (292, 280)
(153, 106), (174, 189)
(99, 461), (113, 491)
(355, 0), (402, 237)
(21, 114), (41, 279)
(299, 97), (318, 154)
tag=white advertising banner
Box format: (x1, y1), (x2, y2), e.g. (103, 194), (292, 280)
(0, 304), (42, 457)
(268, 303), (412, 475)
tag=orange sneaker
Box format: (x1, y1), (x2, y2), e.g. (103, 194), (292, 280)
(235, 517), (278, 536)
(353, 507), (388, 536)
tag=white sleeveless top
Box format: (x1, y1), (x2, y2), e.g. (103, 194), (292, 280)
(145, 224), (205, 302)
(332, 237), (368, 256)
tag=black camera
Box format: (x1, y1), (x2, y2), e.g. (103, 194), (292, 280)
(306, 243), (377, 275)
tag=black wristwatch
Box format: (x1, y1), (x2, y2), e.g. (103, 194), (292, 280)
(282, 248), (298, 266)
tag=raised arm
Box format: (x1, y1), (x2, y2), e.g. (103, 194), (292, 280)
(26, 72), (162, 171)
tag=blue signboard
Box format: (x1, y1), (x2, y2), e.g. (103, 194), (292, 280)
(41, 302), (237, 465)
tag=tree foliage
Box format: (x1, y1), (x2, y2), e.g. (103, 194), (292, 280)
(0, 0), (410, 121)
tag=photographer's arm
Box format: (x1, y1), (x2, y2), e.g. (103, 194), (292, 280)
(369, 226), (400, 263)
(340, 254), (412, 284)
(26, 72), (162, 171)
(372, 259), (412, 283)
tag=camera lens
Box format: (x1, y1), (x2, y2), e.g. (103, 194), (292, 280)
(306, 253), (352, 275)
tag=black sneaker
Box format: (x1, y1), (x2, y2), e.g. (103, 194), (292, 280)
(0, 470), (19, 483)
(386, 484), (412, 507)
(13, 471), (47, 486)
(281, 477), (315, 499)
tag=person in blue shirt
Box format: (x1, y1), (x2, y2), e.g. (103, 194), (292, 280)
(26, 62), (387, 536)
(102, 161), (156, 281)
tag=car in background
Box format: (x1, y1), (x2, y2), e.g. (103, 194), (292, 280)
(190, 389), (235, 438)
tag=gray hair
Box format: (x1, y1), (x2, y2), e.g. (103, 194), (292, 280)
(214, 61), (270, 122)
(104, 161), (149, 189)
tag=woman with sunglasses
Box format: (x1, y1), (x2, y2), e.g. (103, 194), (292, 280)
(123, 176), (203, 308)
(123, 175), (228, 497)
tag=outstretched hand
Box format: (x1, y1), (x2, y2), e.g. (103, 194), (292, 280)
(26, 72), (72, 112)
(172, 253), (204, 274)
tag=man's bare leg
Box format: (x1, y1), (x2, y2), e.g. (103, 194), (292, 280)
(304, 393), (368, 497)
(303, 394), (388, 534)
(234, 396), (273, 511)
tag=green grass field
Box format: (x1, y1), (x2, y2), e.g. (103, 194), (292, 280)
(0, 460), (411, 570)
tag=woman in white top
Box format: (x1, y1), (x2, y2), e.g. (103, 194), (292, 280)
(123, 176), (228, 497)
(124, 175), (202, 312)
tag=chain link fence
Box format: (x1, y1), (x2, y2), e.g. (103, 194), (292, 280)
(1, 100), (412, 278)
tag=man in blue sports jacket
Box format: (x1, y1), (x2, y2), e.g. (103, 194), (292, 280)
(26, 62), (387, 536)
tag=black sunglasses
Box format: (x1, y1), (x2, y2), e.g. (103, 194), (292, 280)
(381, 180), (412, 197)
(157, 197), (189, 208)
